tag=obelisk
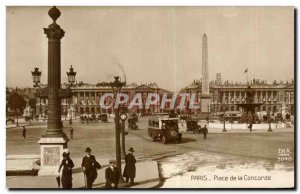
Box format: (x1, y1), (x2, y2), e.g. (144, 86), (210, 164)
(201, 34), (211, 112)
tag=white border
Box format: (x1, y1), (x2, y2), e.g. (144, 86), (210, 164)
(1, 1), (298, 194)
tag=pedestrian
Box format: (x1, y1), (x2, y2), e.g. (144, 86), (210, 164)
(105, 159), (119, 188)
(203, 125), (208, 139)
(58, 152), (74, 189)
(70, 127), (74, 139)
(22, 126), (26, 139)
(248, 123), (253, 132)
(123, 147), (136, 186)
(81, 147), (101, 188)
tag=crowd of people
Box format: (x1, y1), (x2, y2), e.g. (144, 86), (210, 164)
(58, 147), (136, 189)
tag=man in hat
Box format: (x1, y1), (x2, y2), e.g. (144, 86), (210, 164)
(105, 159), (119, 188)
(81, 147), (101, 188)
(123, 147), (136, 186)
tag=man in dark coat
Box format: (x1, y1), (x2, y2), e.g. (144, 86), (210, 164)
(203, 125), (208, 139)
(81, 147), (101, 188)
(22, 126), (26, 139)
(105, 159), (119, 188)
(58, 152), (74, 188)
(123, 147), (136, 186)
(248, 123), (253, 132)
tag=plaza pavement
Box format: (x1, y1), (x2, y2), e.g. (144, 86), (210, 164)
(6, 157), (160, 189)
(6, 118), (294, 189)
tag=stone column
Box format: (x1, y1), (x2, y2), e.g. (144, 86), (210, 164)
(83, 91), (86, 105)
(38, 6), (68, 176)
(77, 92), (80, 105)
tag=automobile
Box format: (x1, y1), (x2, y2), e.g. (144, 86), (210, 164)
(128, 117), (138, 130)
(130, 113), (138, 122)
(148, 117), (182, 144)
(186, 118), (201, 133)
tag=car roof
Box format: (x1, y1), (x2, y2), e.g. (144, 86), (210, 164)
(148, 116), (179, 121)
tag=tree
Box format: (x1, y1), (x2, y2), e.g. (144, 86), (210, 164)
(7, 91), (27, 125)
(28, 98), (37, 117)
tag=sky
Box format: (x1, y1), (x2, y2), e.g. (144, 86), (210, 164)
(6, 6), (294, 92)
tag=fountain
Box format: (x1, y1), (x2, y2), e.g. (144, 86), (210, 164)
(235, 85), (262, 127)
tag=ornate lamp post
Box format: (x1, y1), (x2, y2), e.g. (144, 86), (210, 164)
(109, 76), (126, 182)
(207, 104), (211, 123)
(32, 6), (72, 176)
(120, 111), (128, 159)
(32, 68), (43, 118)
(66, 65), (77, 124)
(268, 101), (272, 132)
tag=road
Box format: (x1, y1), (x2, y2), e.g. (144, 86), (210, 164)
(7, 117), (294, 187)
(7, 116), (294, 161)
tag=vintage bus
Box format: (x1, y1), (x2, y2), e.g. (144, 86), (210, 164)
(148, 117), (182, 144)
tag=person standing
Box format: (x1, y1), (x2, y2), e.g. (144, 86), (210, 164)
(203, 125), (208, 139)
(105, 159), (119, 188)
(248, 123), (253, 132)
(22, 126), (26, 139)
(58, 152), (74, 189)
(70, 127), (74, 139)
(81, 147), (101, 188)
(123, 147), (136, 186)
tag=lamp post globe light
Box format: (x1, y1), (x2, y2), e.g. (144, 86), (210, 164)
(31, 67), (41, 88)
(32, 6), (73, 176)
(67, 65), (77, 87)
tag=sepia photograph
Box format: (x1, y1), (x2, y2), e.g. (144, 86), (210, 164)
(5, 6), (295, 189)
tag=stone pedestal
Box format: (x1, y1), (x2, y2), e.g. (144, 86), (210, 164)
(201, 95), (211, 112)
(38, 137), (68, 176)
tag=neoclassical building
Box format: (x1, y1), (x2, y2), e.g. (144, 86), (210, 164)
(70, 83), (173, 114)
(180, 79), (294, 115)
(34, 79), (294, 116)
(36, 83), (174, 116)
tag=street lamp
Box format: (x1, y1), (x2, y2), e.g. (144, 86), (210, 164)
(110, 76), (126, 183)
(268, 101), (272, 132)
(207, 104), (210, 123)
(66, 65), (77, 124)
(31, 67), (43, 118)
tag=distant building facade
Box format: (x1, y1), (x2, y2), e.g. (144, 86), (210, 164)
(180, 79), (294, 115)
(33, 83), (174, 116)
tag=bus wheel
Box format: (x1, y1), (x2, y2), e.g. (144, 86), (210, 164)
(162, 136), (167, 144)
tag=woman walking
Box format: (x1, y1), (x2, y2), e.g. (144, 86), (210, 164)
(58, 152), (74, 189)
